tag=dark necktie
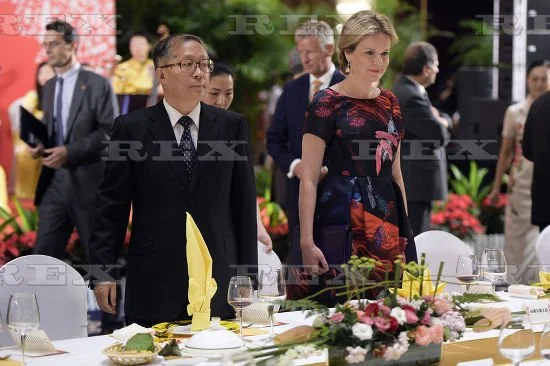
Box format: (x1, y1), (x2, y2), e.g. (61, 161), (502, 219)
(55, 77), (64, 146)
(178, 116), (196, 184)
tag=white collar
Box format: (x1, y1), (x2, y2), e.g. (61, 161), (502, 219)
(163, 98), (201, 130)
(406, 75), (427, 96)
(309, 63), (336, 86)
(57, 62), (81, 79)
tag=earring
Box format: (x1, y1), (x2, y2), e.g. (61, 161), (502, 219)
(345, 61), (351, 73)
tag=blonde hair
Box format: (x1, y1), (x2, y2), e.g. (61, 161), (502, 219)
(295, 20), (334, 48)
(337, 10), (398, 74)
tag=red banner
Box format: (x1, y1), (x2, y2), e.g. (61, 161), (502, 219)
(0, 0), (116, 190)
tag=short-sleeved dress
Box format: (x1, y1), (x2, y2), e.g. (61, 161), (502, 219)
(288, 87), (417, 302)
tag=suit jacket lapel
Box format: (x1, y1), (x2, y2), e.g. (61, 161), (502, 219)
(64, 70), (87, 142)
(189, 103), (220, 196)
(147, 102), (190, 187)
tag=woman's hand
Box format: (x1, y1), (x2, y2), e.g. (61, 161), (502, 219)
(300, 241), (329, 275)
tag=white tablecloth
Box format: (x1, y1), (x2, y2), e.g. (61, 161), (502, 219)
(0, 292), (544, 365)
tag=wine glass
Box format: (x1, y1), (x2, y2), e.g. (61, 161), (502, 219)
(456, 255), (479, 292)
(481, 249), (507, 289)
(540, 322), (550, 360)
(7, 293), (40, 365)
(227, 276), (254, 343)
(498, 316), (535, 366)
(258, 269), (287, 338)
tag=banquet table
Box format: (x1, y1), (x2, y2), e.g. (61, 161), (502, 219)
(0, 292), (548, 365)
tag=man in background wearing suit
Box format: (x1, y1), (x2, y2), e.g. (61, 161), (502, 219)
(266, 20), (345, 239)
(30, 20), (117, 258)
(89, 34), (257, 327)
(392, 42), (451, 235)
(522, 90), (550, 233)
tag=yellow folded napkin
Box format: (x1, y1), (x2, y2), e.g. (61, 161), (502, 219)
(391, 268), (446, 298)
(186, 212), (217, 331)
(531, 271), (550, 290)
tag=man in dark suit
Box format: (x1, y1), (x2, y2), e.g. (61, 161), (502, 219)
(392, 42), (451, 235)
(30, 20), (117, 258)
(266, 20), (345, 236)
(89, 34), (257, 326)
(522, 90), (550, 232)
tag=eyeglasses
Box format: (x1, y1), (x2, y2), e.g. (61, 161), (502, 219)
(158, 59), (214, 74)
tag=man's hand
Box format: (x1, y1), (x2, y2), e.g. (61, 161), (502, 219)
(94, 282), (117, 314)
(28, 144), (45, 159)
(431, 106), (449, 129)
(43, 146), (68, 169)
(293, 162), (328, 181)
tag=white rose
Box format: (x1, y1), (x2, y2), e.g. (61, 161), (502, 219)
(352, 323), (373, 341)
(390, 307), (407, 325)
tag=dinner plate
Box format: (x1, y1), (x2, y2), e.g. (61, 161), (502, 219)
(169, 325), (196, 336)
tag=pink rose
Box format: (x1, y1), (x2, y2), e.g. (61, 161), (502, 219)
(359, 313), (374, 325)
(379, 304), (391, 316)
(374, 317), (391, 332)
(430, 324), (445, 344)
(415, 325), (432, 346)
(433, 299), (451, 315)
(330, 312), (345, 324)
(401, 305), (419, 324)
(420, 311), (431, 325)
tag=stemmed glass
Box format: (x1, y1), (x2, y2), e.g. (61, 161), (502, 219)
(258, 269), (287, 338)
(227, 276), (254, 343)
(456, 255), (479, 292)
(498, 316), (535, 366)
(540, 322), (550, 360)
(7, 293), (40, 365)
(481, 249), (507, 289)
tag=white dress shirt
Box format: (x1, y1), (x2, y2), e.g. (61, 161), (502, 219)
(163, 98), (201, 149)
(406, 75), (427, 96)
(54, 62), (81, 139)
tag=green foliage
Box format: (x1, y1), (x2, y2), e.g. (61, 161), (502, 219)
(116, 0), (301, 154)
(0, 197), (38, 234)
(449, 161), (492, 207)
(449, 20), (494, 67)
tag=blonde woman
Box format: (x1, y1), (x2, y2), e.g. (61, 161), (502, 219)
(289, 10), (416, 304)
(488, 60), (549, 284)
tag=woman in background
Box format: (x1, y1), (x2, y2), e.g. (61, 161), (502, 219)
(488, 60), (550, 284)
(202, 61), (273, 251)
(15, 62), (55, 198)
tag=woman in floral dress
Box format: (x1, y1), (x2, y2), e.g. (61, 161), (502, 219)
(288, 10), (417, 304)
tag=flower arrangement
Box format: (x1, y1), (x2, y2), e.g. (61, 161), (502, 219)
(479, 193), (507, 234)
(0, 198), (38, 265)
(249, 255), (466, 365)
(431, 193), (485, 240)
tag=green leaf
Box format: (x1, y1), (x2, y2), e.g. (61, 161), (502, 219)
(0, 217), (16, 233)
(123, 333), (154, 352)
(0, 208), (22, 233)
(12, 197), (31, 232)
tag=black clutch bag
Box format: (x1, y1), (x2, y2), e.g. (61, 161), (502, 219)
(289, 224), (352, 267)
